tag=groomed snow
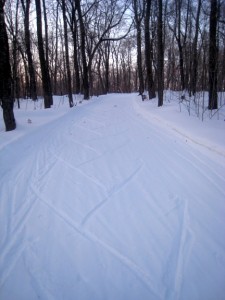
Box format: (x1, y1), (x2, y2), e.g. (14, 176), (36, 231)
(1, 93), (225, 300)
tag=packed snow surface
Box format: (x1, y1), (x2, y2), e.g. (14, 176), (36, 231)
(0, 93), (225, 300)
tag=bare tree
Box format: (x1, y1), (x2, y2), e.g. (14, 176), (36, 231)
(2, 0), (224, 110)
(69, 1), (81, 94)
(5, 0), (21, 106)
(0, 0), (16, 131)
(43, 0), (53, 105)
(133, 0), (144, 95)
(35, 0), (53, 108)
(20, 0), (37, 100)
(74, 0), (89, 99)
(85, 0), (132, 96)
(190, 0), (202, 96)
(52, 1), (60, 94)
(208, 0), (218, 109)
(60, 0), (74, 107)
(144, 0), (155, 99)
(157, 0), (164, 106)
(168, 0), (190, 91)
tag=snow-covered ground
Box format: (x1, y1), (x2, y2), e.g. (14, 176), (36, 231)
(0, 93), (225, 300)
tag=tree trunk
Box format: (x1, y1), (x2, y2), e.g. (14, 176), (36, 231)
(133, 0), (144, 95)
(208, 0), (218, 110)
(75, 0), (89, 100)
(136, 23), (144, 94)
(144, 0), (155, 99)
(190, 0), (201, 95)
(157, 0), (164, 106)
(35, 0), (53, 108)
(19, 46), (29, 98)
(178, 44), (185, 91)
(175, 0), (186, 91)
(61, 0), (74, 107)
(53, 2), (59, 95)
(42, 0), (53, 105)
(0, 0), (16, 131)
(104, 41), (110, 94)
(21, 0), (37, 100)
(72, 16), (81, 94)
(12, 0), (20, 107)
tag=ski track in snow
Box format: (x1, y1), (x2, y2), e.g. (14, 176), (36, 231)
(0, 173), (38, 288)
(132, 97), (225, 160)
(29, 184), (163, 300)
(21, 100), (159, 296)
(80, 160), (143, 227)
(1, 93), (225, 299)
(50, 150), (108, 192)
(172, 146), (225, 196)
(163, 196), (194, 300)
(20, 102), (160, 297)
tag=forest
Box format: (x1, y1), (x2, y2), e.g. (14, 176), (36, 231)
(0, 0), (225, 131)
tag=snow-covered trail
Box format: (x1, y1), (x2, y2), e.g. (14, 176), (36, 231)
(0, 94), (225, 300)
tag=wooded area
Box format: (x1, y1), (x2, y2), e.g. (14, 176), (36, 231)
(0, 0), (225, 130)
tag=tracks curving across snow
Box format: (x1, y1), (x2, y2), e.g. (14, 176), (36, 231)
(0, 93), (225, 300)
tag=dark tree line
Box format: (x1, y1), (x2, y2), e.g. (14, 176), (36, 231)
(133, 0), (224, 107)
(1, 0), (225, 131)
